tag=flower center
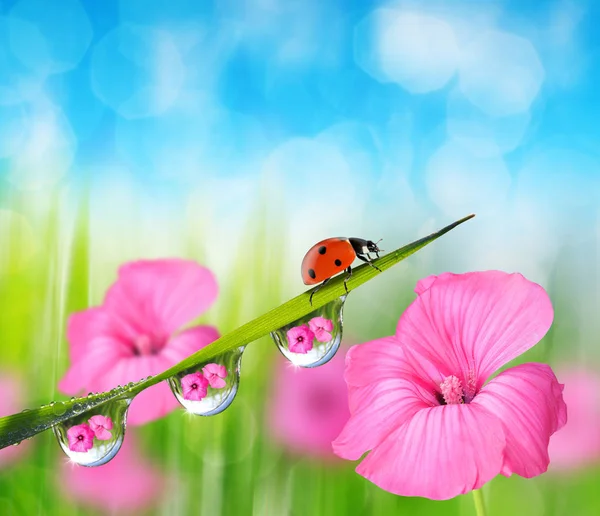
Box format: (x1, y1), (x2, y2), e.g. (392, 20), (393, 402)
(297, 336), (304, 343)
(134, 334), (156, 356)
(191, 383), (198, 390)
(77, 435), (84, 441)
(439, 375), (464, 405)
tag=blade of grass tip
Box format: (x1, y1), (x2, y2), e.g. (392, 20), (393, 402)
(0, 214), (475, 448)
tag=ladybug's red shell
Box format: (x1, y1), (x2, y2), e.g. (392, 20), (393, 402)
(301, 238), (356, 285)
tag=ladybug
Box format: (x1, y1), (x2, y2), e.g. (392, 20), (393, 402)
(301, 237), (383, 304)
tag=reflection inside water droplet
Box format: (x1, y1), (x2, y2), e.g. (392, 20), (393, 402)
(271, 295), (346, 367)
(168, 347), (243, 416)
(53, 398), (131, 467)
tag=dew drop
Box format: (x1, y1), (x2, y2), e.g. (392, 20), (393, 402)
(271, 295), (346, 367)
(52, 402), (67, 416)
(53, 398), (131, 467)
(168, 347), (243, 416)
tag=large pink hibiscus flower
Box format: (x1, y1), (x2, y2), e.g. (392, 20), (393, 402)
(59, 259), (218, 425)
(333, 271), (567, 500)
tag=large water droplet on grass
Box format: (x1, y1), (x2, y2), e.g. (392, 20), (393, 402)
(168, 347), (243, 416)
(271, 295), (346, 367)
(53, 398), (130, 467)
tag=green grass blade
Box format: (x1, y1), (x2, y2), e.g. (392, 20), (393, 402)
(0, 214), (474, 448)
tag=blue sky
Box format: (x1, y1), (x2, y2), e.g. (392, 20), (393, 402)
(1, 0), (599, 297)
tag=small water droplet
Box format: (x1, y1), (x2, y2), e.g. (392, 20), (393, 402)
(12, 441), (21, 447)
(271, 295), (347, 367)
(168, 347), (243, 416)
(52, 402), (67, 416)
(53, 398), (131, 467)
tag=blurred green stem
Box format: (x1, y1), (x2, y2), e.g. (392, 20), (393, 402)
(0, 214), (475, 448)
(472, 489), (486, 516)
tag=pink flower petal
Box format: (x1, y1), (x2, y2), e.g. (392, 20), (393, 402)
(413, 274), (444, 295)
(89, 354), (179, 425)
(181, 372), (209, 401)
(308, 317), (334, 343)
(548, 368), (600, 471)
(161, 326), (219, 363)
(356, 404), (506, 500)
(104, 259), (218, 340)
(343, 337), (417, 391)
(333, 375), (431, 461)
(127, 383), (182, 425)
(202, 363), (228, 389)
(59, 432), (166, 513)
(67, 424), (95, 453)
(88, 415), (113, 441)
(473, 363), (567, 478)
(67, 308), (119, 363)
(58, 337), (131, 396)
(397, 271), (554, 391)
(269, 351), (350, 458)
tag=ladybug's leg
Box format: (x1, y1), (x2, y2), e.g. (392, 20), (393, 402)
(343, 266), (352, 293)
(356, 253), (382, 273)
(309, 278), (330, 306)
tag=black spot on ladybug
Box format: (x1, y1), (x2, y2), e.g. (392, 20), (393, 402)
(308, 268), (316, 279)
(318, 246), (327, 255)
(334, 259), (342, 267)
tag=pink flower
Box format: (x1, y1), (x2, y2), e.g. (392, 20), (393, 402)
(548, 368), (600, 472)
(202, 363), (228, 389)
(0, 371), (30, 468)
(59, 432), (167, 514)
(67, 424), (95, 453)
(58, 259), (219, 425)
(287, 325), (315, 354)
(308, 317), (334, 342)
(333, 271), (567, 500)
(181, 372), (209, 401)
(268, 350), (350, 458)
(88, 415), (113, 441)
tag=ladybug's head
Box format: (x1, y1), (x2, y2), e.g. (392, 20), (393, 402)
(366, 240), (382, 253)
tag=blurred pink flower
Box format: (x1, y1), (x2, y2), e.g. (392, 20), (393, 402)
(0, 371), (30, 468)
(549, 368), (600, 472)
(89, 415), (113, 441)
(59, 432), (166, 514)
(59, 259), (219, 425)
(333, 271), (567, 500)
(181, 372), (209, 401)
(309, 317), (333, 342)
(287, 325), (314, 354)
(67, 424), (95, 452)
(269, 351), (350, 458)
(202, 363), (227, 388)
